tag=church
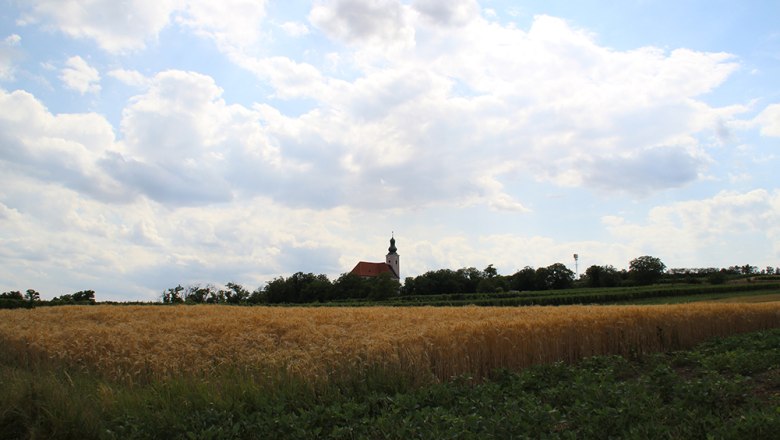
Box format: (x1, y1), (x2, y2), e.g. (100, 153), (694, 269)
(350, 236), (400, 281)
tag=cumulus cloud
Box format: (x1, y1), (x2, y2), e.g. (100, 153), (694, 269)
(18, 0), (181, 52)
(412, 0), (480, 27)
(233, 56), (329, 100)
(755, 104), (780, 137)
(309, 0), (414, 48)
(0, 88), (126, 201)
(0, 173), (359, 299)
(103, 70), (334, 206)
(17, 0), (268, 53)
(108, 69), (151, 88)
(227, 13), (740, 208)
(0, 34), (22, 81)
(280, 21), (310, 37)
(176, 0), (268, 51)
(60, 56), (101, 94)
(13, 9), (745, 212)
(603, 189), (780, 266)
(3, 34), (21, 46)
(581, 147), (706, 195)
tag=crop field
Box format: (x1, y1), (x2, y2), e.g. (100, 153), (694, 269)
(363, 282), (780, 307)
(1, 303), (778, 386)
(2, 303), (780, 439)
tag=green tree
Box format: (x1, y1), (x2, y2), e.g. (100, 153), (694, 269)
(0, 290), (26, 309)
(263, 272), (333, 303)
(740, 264), (757, 275)
(1, 291), (23, 300)
(247, 286), (267, 304)
(542, 263), (575, 290)
(584, 265), (621, 288)
(629, 256), (666, 285)
(301, 275), (333, 302)
(162, 285), (184, 304)
(509, 267), (537, 291)
(224, 282), (250, 304)
(369, 273), (400, 300)
(334, 272), (371, 299)
(24, 289), (41, 302)
(185, 285), (214, 304)
(72, 290), (95, 304)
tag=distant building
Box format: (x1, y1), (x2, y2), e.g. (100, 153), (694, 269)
(350, 235), (400, 280)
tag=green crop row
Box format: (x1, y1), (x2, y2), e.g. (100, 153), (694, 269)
(367, 282), (780, 307)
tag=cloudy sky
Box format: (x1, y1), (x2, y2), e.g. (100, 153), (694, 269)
(1, 0), (779, 300)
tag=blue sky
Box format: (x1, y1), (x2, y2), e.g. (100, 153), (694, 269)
(1, 0), (779, 300)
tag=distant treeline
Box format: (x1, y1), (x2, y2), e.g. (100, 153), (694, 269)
(0, 289), (95, 309)
(3, 258), (778, 308)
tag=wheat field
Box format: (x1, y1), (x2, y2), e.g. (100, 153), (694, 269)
(1, 303), (778, 384)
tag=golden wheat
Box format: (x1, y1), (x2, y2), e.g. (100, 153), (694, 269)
(1, 303), (778, 384)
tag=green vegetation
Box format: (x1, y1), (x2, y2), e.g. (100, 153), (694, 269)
(2, 327), (779, 439)
(4, 255), (780, 307)
(333, 282), (780, 307)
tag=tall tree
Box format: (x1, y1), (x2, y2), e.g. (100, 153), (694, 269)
(541, 263), (575, 290)
(24, 289), (41, 302)
(584, 265), (621, 288)
(629, 256), (666, 285)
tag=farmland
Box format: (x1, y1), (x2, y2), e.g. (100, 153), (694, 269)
(354, 282), (780, 307)
(1, 303), (779, 438)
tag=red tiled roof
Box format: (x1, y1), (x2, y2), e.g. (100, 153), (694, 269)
(351, 261), (397, 278)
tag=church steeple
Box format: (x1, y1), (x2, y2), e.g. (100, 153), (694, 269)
(386, 234), (399, 279)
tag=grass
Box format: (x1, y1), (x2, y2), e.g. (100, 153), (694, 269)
(616, 289), (780, 305)
(2, 327), (779, 439)
(363, 282), (780, 307)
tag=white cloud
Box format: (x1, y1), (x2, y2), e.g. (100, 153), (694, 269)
(108, 69), (150, 88)
(755, 104), (780, 137)
(0, 34), (22, 81)
(20, 11), (735, 218)
(0, 88), (125, 201)
(603, 189), (780, 267)
(580, 146), (708, 195)
(279, 21), (310, 37)
(60, 56), (101, 94)
(18, 0), (182, 52)
(232, 13), (742, 207)
(105, 70), (311, 205)
(3, 34), (21, 46)
(412, 0), (480, 27)
(0, 171), (360, 299)
(18, 0), (268, 53)
(232, 55), (331, 100)
(176, 0), (268, 51)
(309, 0), (415, 48)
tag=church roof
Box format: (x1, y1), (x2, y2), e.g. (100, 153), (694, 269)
(351, 261), (397, 278)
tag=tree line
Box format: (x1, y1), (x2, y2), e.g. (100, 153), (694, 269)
(0, 289), (95, 309)
(3, 256), (777, 308)
(161, 272), (401, 305)
(161, 256), (754, 305)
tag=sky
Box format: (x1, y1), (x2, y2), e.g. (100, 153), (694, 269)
(1, 0), (779, 301)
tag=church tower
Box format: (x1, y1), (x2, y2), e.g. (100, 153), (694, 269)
(385, 235), (400, 279)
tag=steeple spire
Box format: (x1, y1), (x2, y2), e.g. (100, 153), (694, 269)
(386, 233), (399, 279)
